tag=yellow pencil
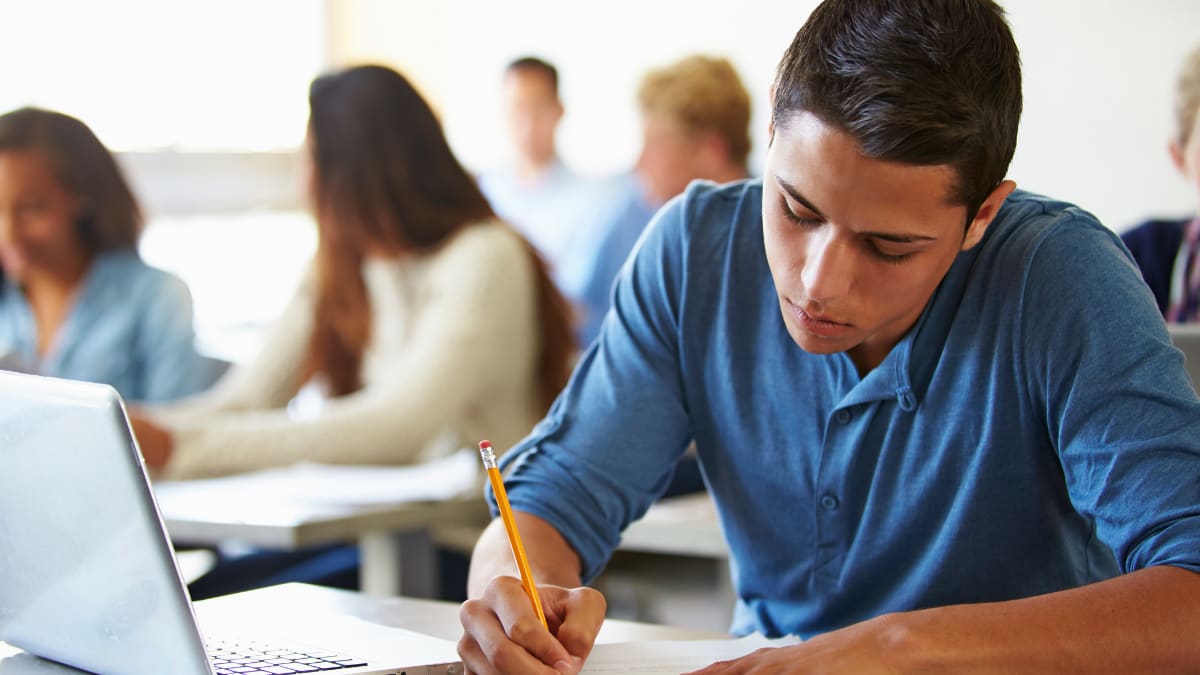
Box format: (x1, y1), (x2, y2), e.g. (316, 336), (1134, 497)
(479, 439), (548, 629)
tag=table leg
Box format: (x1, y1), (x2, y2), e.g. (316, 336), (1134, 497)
(359, 530), (440, 598)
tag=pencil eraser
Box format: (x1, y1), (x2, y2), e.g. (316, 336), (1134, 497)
(479, 440), (492, 450)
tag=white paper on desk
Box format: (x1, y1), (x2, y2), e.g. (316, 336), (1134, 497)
(155, 447), (480, 510)
(582, 634), (802, 673)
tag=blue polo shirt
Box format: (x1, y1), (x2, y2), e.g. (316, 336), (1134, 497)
(497, 180), (1200, 638)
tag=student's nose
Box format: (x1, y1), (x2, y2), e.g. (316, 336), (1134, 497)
(800, 230), (854, 303)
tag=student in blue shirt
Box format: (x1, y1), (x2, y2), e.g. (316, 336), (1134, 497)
(457, 1), (1200, 673)
(477, 57), (604, 297)
(566, 55), (753, 349)
(0, 107), (209, 403)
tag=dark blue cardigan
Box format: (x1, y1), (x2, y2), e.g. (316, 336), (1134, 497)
(1121, 217), (1190, 315)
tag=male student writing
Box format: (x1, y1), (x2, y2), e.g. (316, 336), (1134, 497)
(457, 0), (1200, 672)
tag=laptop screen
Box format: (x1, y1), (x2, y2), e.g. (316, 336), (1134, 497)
(0, 372), (211, 674)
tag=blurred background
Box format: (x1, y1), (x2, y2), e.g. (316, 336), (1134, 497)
(4, 0), (1197, 360)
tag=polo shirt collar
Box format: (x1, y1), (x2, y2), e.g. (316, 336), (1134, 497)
(835, 326), (919, 412)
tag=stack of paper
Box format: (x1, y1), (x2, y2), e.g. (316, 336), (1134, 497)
(582, 634), (802, 674)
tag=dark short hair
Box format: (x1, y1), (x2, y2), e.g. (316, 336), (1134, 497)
(506, 56), (559, 96)
(772, 0), (1022, 214)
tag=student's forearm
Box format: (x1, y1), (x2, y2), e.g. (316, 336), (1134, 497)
(467, 511), (584, 598)
(882, 565), (1200, 673)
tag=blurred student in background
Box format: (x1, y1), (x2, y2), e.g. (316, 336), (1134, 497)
(565, 55), (752, 347)
(131, 64), (573, 481)
(130, 63), (574, 599)
(561, 55), (751, 500)
(477, 56), (601, 296)
(0, 107), (209, 403)
(1123, 43), (1200, 322)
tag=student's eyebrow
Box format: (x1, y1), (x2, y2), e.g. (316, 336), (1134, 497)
(775, 175), (937, 244)
(776, 176), (826, 220)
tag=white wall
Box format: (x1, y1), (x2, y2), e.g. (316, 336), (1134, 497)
(439, 0), (803, 180)
(0, 0), (323, 152)
(1006, 0), (1199, 231)
(7, 0), (1192, 231)
(422, 0), (1200, 233)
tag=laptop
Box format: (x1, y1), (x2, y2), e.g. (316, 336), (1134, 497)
(1169, 323), (1200, 394)
(0, 371), (462, 675)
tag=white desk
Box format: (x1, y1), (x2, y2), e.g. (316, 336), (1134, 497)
(607, 492), (735, 632)
(156, 483), (490, 598)
(0, 583), (726, 674)
(619, 492), (728, 559)
(441, 493), (730, 560)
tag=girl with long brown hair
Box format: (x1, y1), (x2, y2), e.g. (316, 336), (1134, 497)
(132, 65), (573, 479)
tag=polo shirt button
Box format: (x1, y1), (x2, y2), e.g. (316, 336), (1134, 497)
(835, 409), (851, 424)
(820, 494), (839, 510)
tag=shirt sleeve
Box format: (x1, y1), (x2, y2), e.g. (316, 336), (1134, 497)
(499, 190), (700, 583)
(149, 267), (317, 424)
(133, 271), (210, 403)
(1019, 212), (1200, 575)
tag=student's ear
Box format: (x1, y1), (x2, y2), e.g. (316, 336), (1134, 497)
(767, 84), (776, 143)
(961, 179), (1017, 251)
(1169, 140), (1186, 175)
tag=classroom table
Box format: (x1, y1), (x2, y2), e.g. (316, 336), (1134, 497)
(429, 491), (737, 631)
(155, 477), (490, 598)
(618, 492), (728, 559)
(607, 492), (735, 630)
(0, 583), (727, 674)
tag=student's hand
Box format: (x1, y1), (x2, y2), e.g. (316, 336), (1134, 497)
(127, 411), (174, 470)
(684, 613), (909, 675)
(458, 575), (606, 675)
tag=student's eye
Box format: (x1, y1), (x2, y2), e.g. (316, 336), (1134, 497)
(868, 242), (912, 265)
(780, 199), (822, 227)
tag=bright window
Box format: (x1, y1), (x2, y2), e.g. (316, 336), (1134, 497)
(1, 0), (324, 152)
(1, 1), (326, 361)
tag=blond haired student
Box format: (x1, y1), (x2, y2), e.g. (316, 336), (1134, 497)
(568, 54), (752, 347)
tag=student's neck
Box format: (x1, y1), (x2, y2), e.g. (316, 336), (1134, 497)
(21, 263), (89, 357)
(515, 154), (558, 184)
(709, 163), (749, 186)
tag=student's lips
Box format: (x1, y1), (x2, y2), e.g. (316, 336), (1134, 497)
(788, 302), (853, 338)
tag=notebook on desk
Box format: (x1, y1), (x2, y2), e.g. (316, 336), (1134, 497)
(0, 371), (462, 675)
(1169, 323), (1200, 393)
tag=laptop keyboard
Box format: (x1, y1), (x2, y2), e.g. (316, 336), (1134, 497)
(207, 639), (368, 674)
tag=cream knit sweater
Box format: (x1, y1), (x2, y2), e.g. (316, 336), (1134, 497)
(155, 222), (544, 480)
